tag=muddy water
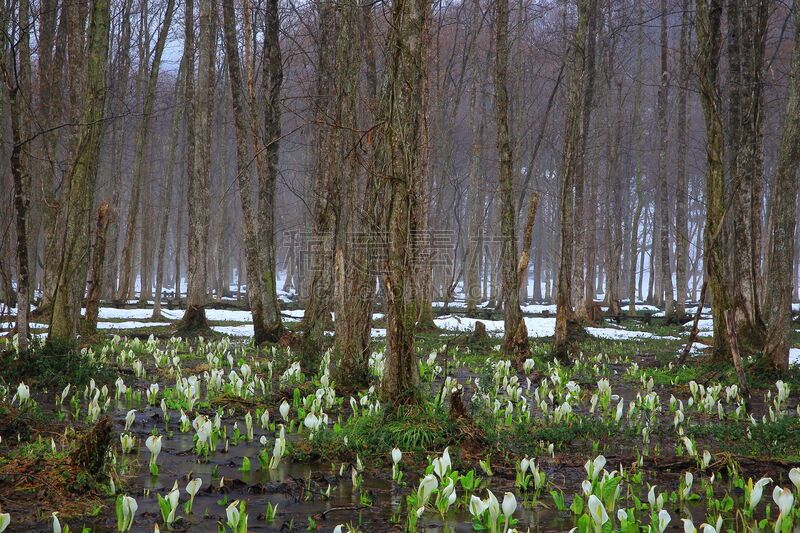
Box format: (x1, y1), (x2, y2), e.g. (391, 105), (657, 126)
(114, 405), (571, 532)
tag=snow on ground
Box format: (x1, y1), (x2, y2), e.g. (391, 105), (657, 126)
(161, 308), (255, 323)
(433, 315), (676, 340)
(1, 305), (38, 316)
(87, 308), (155, 320)
(790, 348), (800, 366)
(96, 321), (171, 330)
(212, 324), (254, 337)
(687, 319), (715, 333)
(432, 315), (555, 338)
(586, 327), (679, 341)
(521, 304), (557, 314)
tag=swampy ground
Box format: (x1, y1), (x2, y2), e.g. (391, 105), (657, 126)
(1, 303), (800, 532)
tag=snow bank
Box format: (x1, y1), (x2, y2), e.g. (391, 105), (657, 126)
(96, 321), (171, 330)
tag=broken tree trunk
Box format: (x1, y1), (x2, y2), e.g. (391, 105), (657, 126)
(84, 201), (111, 332)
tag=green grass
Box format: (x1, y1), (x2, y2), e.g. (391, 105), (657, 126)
(308, 402), (455, 460)
(0, 337), (114, 389)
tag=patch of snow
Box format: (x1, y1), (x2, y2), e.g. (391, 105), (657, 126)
(685, 318), (714, 333)
(433, 315), (557, 338)
(586, 327), (678, 341)
(521, 304), (557, 314)
(96, 321), (171, 330)
(82, 308), (154, 320)
(212, 324), (254, 337)
(790, 348), (800, 366)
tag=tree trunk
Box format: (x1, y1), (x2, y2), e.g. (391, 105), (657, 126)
(573, 0), (598, 320)
(85, 202), (111, 332)
(675, 0), (691, 317)
(696, 0), (731, 358)
(378, 0), (430, 404)
(300, 0), (339, 356)
(221, 0), (268, 343)
(333, 0), (373, 389)
(730, 0), (769, 348)
(763, 6), (800, 371)
(48, 0), (110, 341)
(117, 0), (173, 303)
(657, 0), (675, 320)
(495, 0), (526, 359)
(256, 0), (285, 341)
(465, 43), (486, 314)
(179, 0), (212, 332)
(2, 0), (32, 349)
(153, 54), (185, 319)
(555, 0), (594, 360)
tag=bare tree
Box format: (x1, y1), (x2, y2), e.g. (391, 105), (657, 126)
(763, 5), (800, 370)
(378, 0), (431, 404)
(656, 0), (674, 319)
(695, 0), (730, 358)
(1, 0), (32, 349)
(179, 0), (213, 332)
(554, 0), (595, 360)
(495, 0), (527, 359)
(49, 0), (111, 340)
(675, 0), (692, 317)
(116, 0), (175, 303)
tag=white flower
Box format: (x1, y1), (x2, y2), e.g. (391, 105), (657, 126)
(681, 518), (696, 533)
(789, 468), (800, 493)
(125, 409), (136, 431)
(773, 485), (795, 520)
(186, 478), (202, 498)
(120, 495), (137, 531)
(15, 382), (30, 404)
(226, 500), (240, 527)
(701, 450), (712, 469)
(333, 526), (343, 533)
(617, 509), (628, 522)
(749, 477), (772, 510)
(469, 495), (487, 516)
(682, 472), (693, 499)
(502, 492), (517, 518)
(440, 478), (457, 509)
(303, 413), (320, 431)
(648, 485), (663, 511)
(145, 435), (162, 464)
(279, 400), (290, 420)
(0, 514), (8, 533)
(392, 447), (402, 465)
(52, 512), (61, 533)
(587, 495), (608, 527)
(657, 509), (671, 532)
(584, 455), (607, 480)
(486, 490), (500, 524)
(164, 481), (180, 524)
(432, 447), (452, 479)
(417, 474), (438, 507)
(682, 437), (696, 457)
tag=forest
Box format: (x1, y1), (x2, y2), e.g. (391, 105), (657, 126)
(1, 0), (800, 531)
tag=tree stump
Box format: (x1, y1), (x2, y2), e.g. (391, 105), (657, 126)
(471, 321), (488, 343)
(70, 416), (111, 474)
(449, 385), (468, 419)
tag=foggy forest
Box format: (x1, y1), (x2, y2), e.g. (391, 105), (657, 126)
(2, 0), (800, 531)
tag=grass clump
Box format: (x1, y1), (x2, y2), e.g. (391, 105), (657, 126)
(309, 402), (455, 460)
(0, 337), (113, 389)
